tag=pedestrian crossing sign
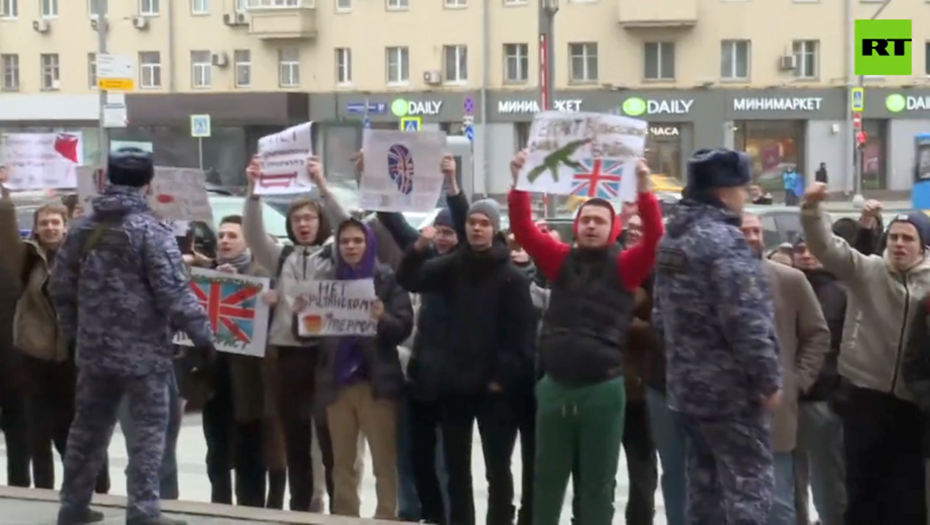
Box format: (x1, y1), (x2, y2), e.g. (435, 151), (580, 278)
(400, 116), (421, 132)
(190, 114), (212, 138)
(851, 87), (865, 112)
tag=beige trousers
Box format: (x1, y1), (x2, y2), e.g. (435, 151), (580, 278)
(326, 382), (398, 518)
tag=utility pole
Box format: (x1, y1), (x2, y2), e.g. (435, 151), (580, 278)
(96, 16), (110, 164)
(851, 0), (892, 206)
(540, 0), (558, 216)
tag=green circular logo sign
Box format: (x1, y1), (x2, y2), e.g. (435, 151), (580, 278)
(391, 99), (409, 117)
(886, 94), (906, 113)
(621, 97), (647, 116)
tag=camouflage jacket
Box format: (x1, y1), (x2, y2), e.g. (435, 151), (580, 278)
(653, 200), (781, 417)
(50, 185), (212, 376)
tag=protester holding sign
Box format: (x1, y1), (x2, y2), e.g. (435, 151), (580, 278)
(508, 150), (662, 525)
(310, 217), (413, 519)
(242, 154), (351, 512)
(396, 187), (536, 525)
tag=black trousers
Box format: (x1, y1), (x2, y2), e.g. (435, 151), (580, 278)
(23, 355), (109, 493)
(623, 401), (657, 525)
(440, 392), (519, 525)
(514, 390), (535, 525)
(0, 387), (29, 487)
(839, 385), (926, 525)
(409, 396), (447, 524)
(202, 358), (235, 505)
(235, 420), (265, 508)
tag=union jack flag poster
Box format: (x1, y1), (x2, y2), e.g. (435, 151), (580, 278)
(570, 159), (625, 200)
(174, 268), (271, 357)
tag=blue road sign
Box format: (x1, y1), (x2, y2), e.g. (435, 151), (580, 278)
(363, 116), (371, 129)
(464, 125), (475, 141)
(346, 102), (388, 115)
(851, 87), (865, 112)
(190, 114), (211, 138)
(400, 116), (421, 132)
(464, 96), (475, 115)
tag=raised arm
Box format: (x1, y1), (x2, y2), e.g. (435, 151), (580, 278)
(0, 176), (27, 280)
(395, 232), (457, 294)
(800, 187), (873, 282)
(377, 212), (420, 251)
(617, 190), (664, 291)
(442, 155), (470, 241)
(243, 157), (283, 274)
(507, 189), (568, 282)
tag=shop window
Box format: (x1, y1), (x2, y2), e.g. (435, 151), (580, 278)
(368, 121), (396, 131)
(644, 126), (683, 182)
(515, 122), (530, 151)
(861, 119), (887, 190)
(440, 122), (465, 136)
(733, 120), (804, 191)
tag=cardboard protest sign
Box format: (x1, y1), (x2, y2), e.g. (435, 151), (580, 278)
(294, 279), (378, 337)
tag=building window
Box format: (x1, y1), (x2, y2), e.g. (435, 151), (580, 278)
(235, 0), (246, 11)
(643, 42), (675, 80)
(0, 0), (17, 17)
(335, 47), (352, 85)
(250, 0), (299, 6)
(386, 46), (409, 84)
(503, 0), (527, 4)
(862, 119), (887, 190)
(569, 42), (598, 83)
(88, 53), (97, 89)
(336, 0), (350, 11)
(191, 0), (208, 14)
(139, 51), (161, 88)
(41, 0), (57, 17)
(792, 40), (819, 79)
(926, 42), (930, 75)
(140, 0), (158, 15)
(720, 39), (750, 80)
(278, 47), (300, 87)
(504, 43), (528, 84)
(89, 0), (107, 17)
(40, 53), (59, 90)
(191, 50), (211, 88)
(443, 45), (467, 83)
(733, 120), (805, 189)
(444, 0), (466, 7)
(386, 0), (407, 10)
(515, 122), (531, 151)
(1, 54), (19, 91)
(644, 125), (685, 182)
(234, 49), (250, 87)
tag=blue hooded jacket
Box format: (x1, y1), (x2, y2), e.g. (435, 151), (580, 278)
(50, 185), (213, 376)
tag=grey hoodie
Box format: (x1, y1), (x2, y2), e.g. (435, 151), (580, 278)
(243, 193), (350, 347)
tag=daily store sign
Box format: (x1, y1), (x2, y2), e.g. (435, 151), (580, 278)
(391, 98), (443, 117)
(621, 97), (693, 116)
(885, 93), (930, 112)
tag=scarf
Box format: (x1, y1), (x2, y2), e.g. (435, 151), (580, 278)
(217, 248), (252, 274)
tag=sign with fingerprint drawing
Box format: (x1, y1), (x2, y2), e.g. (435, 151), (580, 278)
(359, 129), (444, 212)
(0, 132), (84, 190)
(174, 268), (271, 357)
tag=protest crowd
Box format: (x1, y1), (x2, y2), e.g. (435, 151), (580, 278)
(1, 126), (930, 525)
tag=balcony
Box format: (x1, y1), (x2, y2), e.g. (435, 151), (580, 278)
(248, 4), (317, 40)
(617, 0), (697, 29)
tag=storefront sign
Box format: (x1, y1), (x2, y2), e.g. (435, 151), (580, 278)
(496, 99), (583, 114)
(647, 126), (680, 137)
(391, 98), (444, 117)
(732, 97), (823, 111)
(621, 97), (693, 116)
(885, 93), (930, 112)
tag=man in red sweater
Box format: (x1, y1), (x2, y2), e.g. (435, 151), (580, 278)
(508, 150), (664, 525)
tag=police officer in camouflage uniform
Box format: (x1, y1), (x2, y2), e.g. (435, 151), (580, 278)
(50, 148), (215, 525)
(653, 149), (782, 523)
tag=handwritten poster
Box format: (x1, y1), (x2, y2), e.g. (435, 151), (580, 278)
(0, 132), (84, 190)
(77, 166), (214, 224)
(358, 129), (444, 213)
(516, 112), (646, 202)
(256, 122), (315, 195)
(175, 268), (271, 357)
(294, 279), (378, 337)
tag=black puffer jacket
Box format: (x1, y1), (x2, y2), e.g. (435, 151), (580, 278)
(800, 269), (847, 402)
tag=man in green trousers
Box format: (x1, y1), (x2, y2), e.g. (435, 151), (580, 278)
(508, 151), (664, 524)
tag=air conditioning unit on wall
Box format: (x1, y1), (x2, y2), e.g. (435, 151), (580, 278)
(223, 12), (247, 26)
(32, 20), (50, 33)
(212, 52), (229, 67)
(132, 16), (149, 30)
(423, 70), (441, 85)
(779, 55), (797, 71)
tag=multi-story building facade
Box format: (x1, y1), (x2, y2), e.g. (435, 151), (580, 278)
(0, 0), (928, 192)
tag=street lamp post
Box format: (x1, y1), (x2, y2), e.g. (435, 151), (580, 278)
(851, 0), (892, 206)
(540, 0), (558, 216)
(95, 16), (110, 164)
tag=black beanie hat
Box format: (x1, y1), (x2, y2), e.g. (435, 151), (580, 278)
(686, 148), (752, 191)
(108, 147), (155, 188)
(889, 212), (930, 251)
